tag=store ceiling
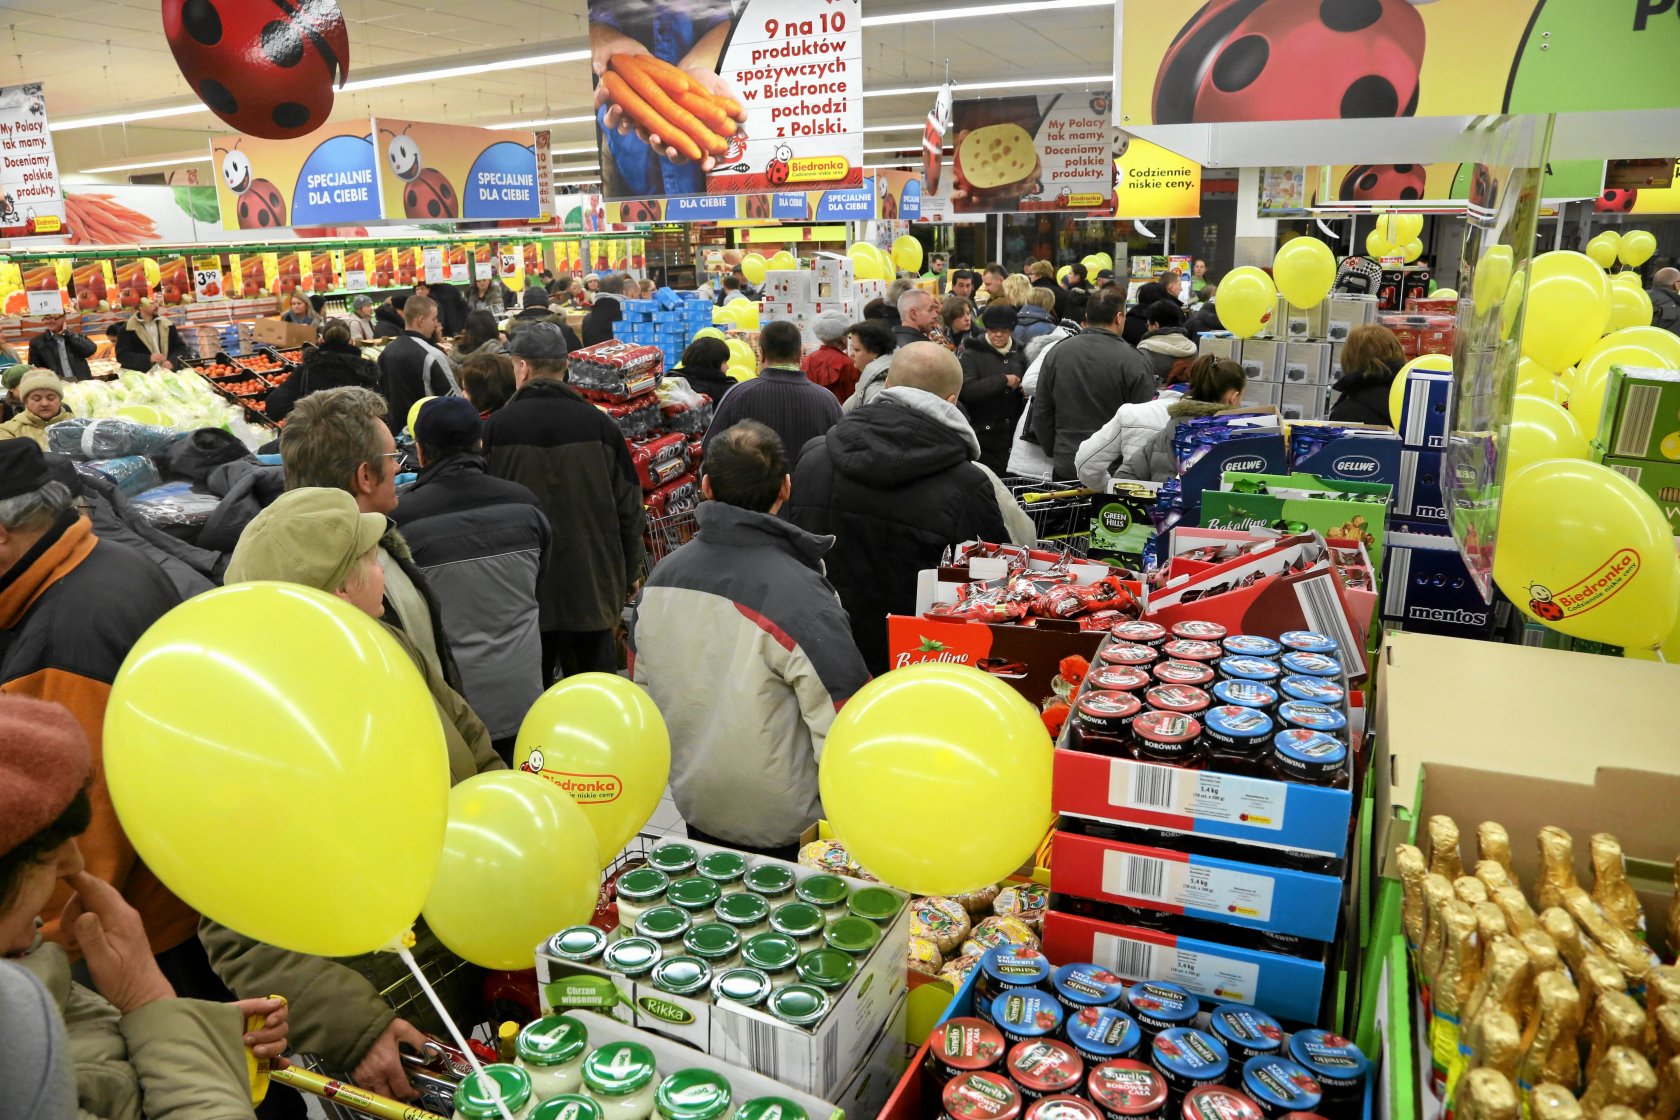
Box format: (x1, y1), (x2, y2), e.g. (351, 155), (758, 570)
(0, 0), (1113, 182)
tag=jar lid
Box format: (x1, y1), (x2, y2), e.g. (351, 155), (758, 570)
(934, 1017), (1007, 1072)
(1277, 700), (1348, 734)
(454, 1064), (533, 1118)
(1182, 1085), (1263, 1120)
(713, 966), (773, 1006)
(1271, 729), (1348, 780)
(1278, 651), (1340, 678)
(714, 891), (771, 928)
(1064, 1005), (1141, 1060)
(1025, 1096), (1101, 1120)
(825, 915), (883, 954)
(1222, 634), (1282, 657)
(531, 1095), (604, 1120)
(582, 1040), (657, 1096)
(547, 924), (608, 961)
(1204, 704), (1275, 744)
(1085, 1059), (1167, 1117)
(1142, 684), (1210, 715)
(1211, 679), (1279, 709)
(516, 1014), (589, 1066)
(992, 990), (1064, 1038)
(770, 901), (825, 939)
(1151, 1027), (1229, 1084)
(1089, 665), (1151, 693)
(683, 921), (742, 961)
(1076, 690), (1142, 724)
(1151, 659), (1215, 687)
(617, 866), (671, 902)
(1007, 1038), (1084, 1094)
(1286, 1030), (1369, 1084)
(1169, 620), (1228, 642)
(655, 1069), (733, 1120)
(794, 873), (849, 908)
(1125, 981), (1198, 1027)
(846, 886), (902, 923)
(652, 955), (712, 996)
(1099, 643), (1157, 668)
(697, 850), (748, 882)
(1208, 1005), (1284, 1056)
(667, 876), (722, 911)
(733, 1098), (811, 1120)
(1051, 962), (1125, 1007)
(942, 1071), (1022, 1120)
(602, 936), (661, 975)
(742, 864), (796, 896)
(637, 905), (693, 940)
(984, 945), (1053, 988)
(1241, 1057), (1323, 1114)
(1132, 709), (1203, 745)
(767, 982), (830, 1027)
(1278, 675), (1346, 705)
(1278, 630), (1338, 654)
(1217, 655), (1282, 682)
(647, 843), (699, 874)
(1162, 638), (1222, 662)
(741, 932), (801, 972)
(795, 947), (857, 989)
(1111, 620), (1167, 645)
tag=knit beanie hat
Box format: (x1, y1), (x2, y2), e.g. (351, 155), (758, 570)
(812, 311), (851, 343)
(16, 369), (62, 401)
(0, 696), (91, 858)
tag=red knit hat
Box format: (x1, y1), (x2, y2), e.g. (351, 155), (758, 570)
(0, 696), (91, 858)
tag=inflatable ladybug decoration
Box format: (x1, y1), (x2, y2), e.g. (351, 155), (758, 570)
(1339, 163), (1427, 203)
(217, 141), (287, 229)
(164, 0), (350, 140)
(1596, 189), (1638, 213)
(1153, 0), (1425, 125)
(382, 125), (459, 219)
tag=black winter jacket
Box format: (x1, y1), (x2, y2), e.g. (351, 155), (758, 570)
(784, 392), (1010, 675)
(581, 295), (623, 347)
(1327, 361), (1399, 427)
(113, 319), (193, 372)
(266, 341), (380, 421)
(29, 329), (96, 381)
(1651, 286), (1680, 335)
(675, 364), (735, 409)
(958, 336), (1027, 475)
(891, 323), (933, 351)
(373, 306), (404, 338)
(378, 331), (457, 429)
(508, 308), (583, 354)
(1032, 327), (1159, 478)
(483, 378), (645, 632)
(1033, 276), (1068, 322)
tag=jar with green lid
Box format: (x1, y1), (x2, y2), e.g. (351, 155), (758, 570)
(822, 915), (881, 958)
(531, 1095), (604, 1120)
(635, 906), (692, 957)
(582, 1041), (658, 1120)
(767, 983), (830, 1029)
(603, 937), (662, 979)
(768, 902), (825, 951)
(665, 876), (721, 916)
(795, 947), (857, 991)
(650, 955), (713, 999)
(732, 1099), (809, 1120)
(695, 851), (748, 893)
(655, 1070), (732, 1120)
(793, 874), (848, 914)
(516, 1015), (590, 1101)
(682, 922), (741, 970)
(712, 967), (773, 1008)
(614, 868), (670, 936)
(647, 843), (698, 879)
(713, 892), (769, 939)
(548, 926), (608, 965)
(740, 932), (801, 979)
(454, 1063), (535, 1120)
(845, 886), (902, 927)
(741, 864), (796, 900)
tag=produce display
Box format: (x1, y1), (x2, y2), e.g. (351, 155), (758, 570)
(58, 368), (270, 446)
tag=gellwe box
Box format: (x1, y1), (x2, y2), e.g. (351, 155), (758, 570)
(1240, 339), (1284, 383)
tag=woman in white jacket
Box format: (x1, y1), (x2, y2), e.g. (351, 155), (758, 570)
(1076, 354), (1245, 490)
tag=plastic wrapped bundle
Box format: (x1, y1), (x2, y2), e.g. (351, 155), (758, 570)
(128, 481), (221, 529)
(75, 456), (163, 499)
(75, 419), (183, 460)
(46, 418), (95, 458)
(568, 340), (663, 398)
(659, 380), (715, 435)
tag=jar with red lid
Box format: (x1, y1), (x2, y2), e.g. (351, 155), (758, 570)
(1072, 691), (1143, 757)
(1110, 620), (1167, 649)
(1088, 665), (1152, 695)
(1006, 1039), (1085, 1106)
(942, 1070), (1023, 1120)
(1099, 643), (1158, 670)
(1130, 710), (1205, 768)
(1086, 1059), (1168, 1120)
(929, 1017), (1007, 1083)
(1181, 1085), (1263, 1120)
(1025, 1096), (1102, 1120)
(1150, 660), (1215, 689)
(1142, 684), (1210, 719)
(1169, 620), (1228, 643)
(1161, 639), (1222, 664)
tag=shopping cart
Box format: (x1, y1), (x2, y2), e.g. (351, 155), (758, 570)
(643, 504), (701, 569)
(1004, 476), (1096, 557)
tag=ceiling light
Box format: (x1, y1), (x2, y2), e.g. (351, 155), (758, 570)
(865, 74), (1110, 99)
(861, 122), (924, 133)
(492, 114), (596, 130)
(53, 104), (208, 132)
(861, 0), (1108, 27)
(341, 49), (589, 93)
(79, 154), (214, 174)
(554, 164), (601, 174)
(551, 145), (598, 156)
(553, 180), (601, 189)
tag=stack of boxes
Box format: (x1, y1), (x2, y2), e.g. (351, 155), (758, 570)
(1198, 296), (1378, 422)
(567, 340), (705, 527)
(759, 257), (859, 350)
(1592, 364), (1680, 540)
(612, 293), (719, 371)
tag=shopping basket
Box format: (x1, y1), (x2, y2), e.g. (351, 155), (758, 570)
(1004, 476), (1096, 556)
(643, 504), (700, 569)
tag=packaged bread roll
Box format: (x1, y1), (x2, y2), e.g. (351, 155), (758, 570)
(1518, 969), (1583, 1093)
(1457, 1068), (1519, 1120)
(959, 915), (1037, 960)
(907, 936), (944, 977)
(1579, 1046), (1656, 1119)
(1397, 844), (1428, 949)
(953, 884), (1001, 917)
(1528, 1083), (1584, 1120)
(1479, 822), (1516, 882)
(909, 897), (971, 955)
(1590, 834), (1646, 938)
(1431, 815), (1465, 881)
(1539, 827), (1582, 913)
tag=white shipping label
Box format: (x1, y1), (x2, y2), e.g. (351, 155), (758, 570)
(1105, 760), (1287, 831)
(1092, 931), (1262, 1005)
(1101, 851), (1275, 922)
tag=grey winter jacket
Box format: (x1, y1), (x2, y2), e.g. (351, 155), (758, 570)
(842, 353), (893, 414)
(1032, 327), (1158, 478)
(1116, 399), (1241, 483)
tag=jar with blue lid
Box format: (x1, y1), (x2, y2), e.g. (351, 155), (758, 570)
(1050, 963), (1126, 1015)
(1240, 1056), (1323, 1119)
(978, 945), (1054, 1007)
(1278, 631), (1338, 656)
(991, 989), (1064, 1047)
(1210, 679), (1278, 712)
(1148, 1028), (1228, 1101)
(1206, 1005), (1284, 1063)
(1277, 700), (1348, 737)
(1286, 1030), (1368, 1117)
(1269, 729), (1349, 786)
(1221, 634), (1282, 658)
(1064, 1005), (1142, 1066)
(1215, 656), (1281, 684)
(1202, 705), (1275, 774)
(1278, 651), (1341, 679)
(1124, 981), (1198, 1039)
(1278, 675), (1345, 706)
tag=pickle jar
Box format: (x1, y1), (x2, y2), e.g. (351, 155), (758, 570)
(602, 937), (662, 980)
(682, 922), (742, 971)
(769, 902), (826, 951)
(646, 843), (699, 879)
(696, 851), (748, 894)
(634, 906), (692, 957)
(793, 874), (849, 915)
(712, 966), (774, 1008)
(713, 891), (770, 940)
(741, 863), (796, 901)
(846, 886), (903, 927)
(650, 955), (712, 1000)
(548, 926), (608, 966)
(666, 876), (721, 918)
(613, 868), (671, 936)
(654, 1070), (732, 1120)
(581, 1041), (658, 1120)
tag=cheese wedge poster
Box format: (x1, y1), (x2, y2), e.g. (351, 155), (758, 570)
(949, 94), (1115, 213)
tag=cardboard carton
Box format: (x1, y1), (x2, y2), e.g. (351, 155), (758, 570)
(1198, 335), (1241, 362)
(252, 317), (318, 346)
(1325, 297), (1374, 343)
(1283, 341), (1331, 385)
(1286, 301), (1328, 341)
(1280, 383), (1327, 421)
(1380, 522), (1497, 639)
(1241, 339), (1284, 383)
(1602, 455), (1680, 535)
(1593, 364), (1680, 462)
(1242, 381), (1282, 408)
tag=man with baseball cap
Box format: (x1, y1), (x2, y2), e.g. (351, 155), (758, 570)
(394, 397), (550, 760)
(485, 322), (643, 680)
(204, 487), (503, 1103)
(339, 294), (377, 342)
(27, 311), (95, 382)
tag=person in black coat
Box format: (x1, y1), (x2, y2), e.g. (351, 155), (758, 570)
(28, 312), (96, 382)
(373, 295), (406, 338)
(266, 321), (381, 421)
(674, 336), (735, 408)
(113, 300), (194, 371)
(1122, 282), (1171, 346)
(427, 280), (471, 338)
(507, 288), (583, 353)
(957, 304), (1027, 474)
(1028, 263), (1068, 322)
(1327, 324), (1404, 427)
(580, 275), (626, 346)
(1185, 284), (1223, 336)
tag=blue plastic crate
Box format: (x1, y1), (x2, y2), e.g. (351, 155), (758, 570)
(627, 299), (658, 314)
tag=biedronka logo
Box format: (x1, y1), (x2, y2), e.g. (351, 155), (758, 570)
(1551, 547), (1642, 618)
(518, 750), (623, 804)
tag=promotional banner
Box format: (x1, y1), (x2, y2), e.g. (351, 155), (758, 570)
(1258, 167), (1310, 216)
(376, 118), (541, 221)
(1120, 1), (1680, 126)
(1108, 135), (1200, 219)
(589, 0), (862, 198)
(533, 130), (554, 222)
(949, 93), (1113, 213)
(924, 84), (953, 196)
(0, 83), (64, 239)
(1308, 160), (1606, 209)
(212, 121), (380, 231)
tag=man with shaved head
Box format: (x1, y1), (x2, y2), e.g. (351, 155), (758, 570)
(1650, 267), (1679, 335)
(785, 341), (1015, 673)
(892, 288), (939, 350)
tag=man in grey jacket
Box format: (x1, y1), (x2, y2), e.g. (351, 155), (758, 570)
(630, 421), (871, 857)
(1032, 289), (1157, 479)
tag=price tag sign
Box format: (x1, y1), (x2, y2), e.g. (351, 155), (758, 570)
(25, 289), (61, 315)
(423, 246), (445, 283)
(498, 252), (518, 277)
(344, 269), (368, 290)
(194, 267), (225, 301)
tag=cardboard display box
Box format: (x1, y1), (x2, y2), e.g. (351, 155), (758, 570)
(1280, 382), (1328, 421)
(1326, 296), (1376, 343)
(1602, 455), (1680, 535)
(251, 316), (318, 346)
(1241, 339), (1284, 383)
(1286, 301), (1329, 342)
(1243, 380), (1283, 409)
(1198, 335), (1241, 362)
(1593, 364), (1680, 461)
(1393, 362), (1452, 451)
(1380, 524), (1497, 639)
(1284, 341), (1332, 385)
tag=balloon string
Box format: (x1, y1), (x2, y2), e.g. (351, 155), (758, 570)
(1658, 648), (1669, 664)
(396, 946), (514, 1120)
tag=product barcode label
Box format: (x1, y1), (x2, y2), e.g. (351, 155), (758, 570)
(1093, 932), (1262, 1004)
(1610, 464), (1641, 485)
(1092, 933), (1161, 981)
(1127, 763), (1176, 809)
(1102, 851), (1277, 921)
(1294, 571), (1364, 677)
(1383, 543), (1411, 620)
(1612, 385), (1661, 458)
(1107, 761), (1287, 832)
(1115, 853), (1169, 901)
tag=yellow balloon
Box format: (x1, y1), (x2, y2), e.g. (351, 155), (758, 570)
(1620, 230), (1657, 268)
(732, 301), (760, 331)
(1514, 357), (1566, 404)
(1215, 266), (1278, 340)
(846, 242), (873, 261)
(1474, 245), (1514, 316)
(690, 327), (727, 342)
(741, 254), (768, 286)
(1366, 229), (1396, 259)
(1611, 270), (1644, 289)
(1585, 232), (1620, 270)
(1432, 288), (1459, 301)
(1521, 251), (1611, 371)
(1374, 212), (1403, 246)
(712, 305), (738, 327)
(726, 337), (757, 371)
(1507, 394), (1589, 474)
(1092, 252), (1114, 271)
(1401, 239), (1423, 265)
(769, 251), (798, 271)
(1397, 213), (1424, 243)
(1272, 237), (1335, 310)
(1625, 570), (1680, 662)
(726, 363), (754, 382)
(1492, 460), (1680, 650)
(1388, 353), (1453, 428)
(406, 396), (437, 435)
(1608, 282), (1653, 333)
(422, 771), (600, 969)
(1501, 268), (1527, 342)
(105, 584), (449, 958)
(1566, 328), (1680, 441)
(1081, 255), (1104, 275)
(818, 664), (1051, 895)
(515, 674), (670, 868)
(891, 235), (924, 274)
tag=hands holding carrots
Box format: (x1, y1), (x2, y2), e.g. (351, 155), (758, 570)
(592, 28), (746, 171)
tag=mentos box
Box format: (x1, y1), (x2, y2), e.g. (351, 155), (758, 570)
(1393, 448), (1448, 524)
(1394, 362), (1452, 451)
(1381, 521), (1498, 639)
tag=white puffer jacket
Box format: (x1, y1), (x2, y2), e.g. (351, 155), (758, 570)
(1074, 390), (1184, 492)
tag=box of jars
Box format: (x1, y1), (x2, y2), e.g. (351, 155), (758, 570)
(535, 840), (910, 1102)
(1051, 622), (1357, 859)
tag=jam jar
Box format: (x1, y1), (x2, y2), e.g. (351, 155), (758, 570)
(1129, 710), (1205, 768)
(1151, 660), (1216, 689)
(1202, 705), (1275, 774)
(1268, 730), (1348, 787)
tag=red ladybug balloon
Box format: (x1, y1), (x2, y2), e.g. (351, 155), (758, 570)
(1154, 0), (1425, 124)
(1596, 189), (1638, 213)
(164, 0), (350, 139)
(1339, 163), (1427, 203)
(403, 169), (458, 220)
(235, 179), (287, 228)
